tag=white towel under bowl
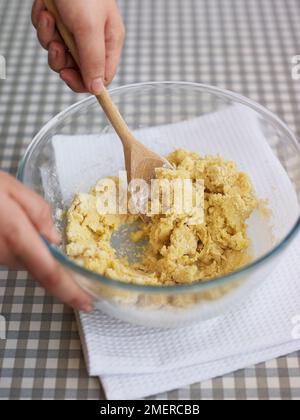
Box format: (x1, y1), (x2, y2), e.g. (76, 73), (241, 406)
(42, 104), (300, 399)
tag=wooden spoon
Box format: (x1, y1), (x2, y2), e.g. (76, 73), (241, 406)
(44, 0), (171, 192)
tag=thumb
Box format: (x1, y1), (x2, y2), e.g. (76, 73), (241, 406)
(73, 24), (105, 95)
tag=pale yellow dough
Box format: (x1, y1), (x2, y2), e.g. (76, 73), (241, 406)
(66, 149), (258, 286)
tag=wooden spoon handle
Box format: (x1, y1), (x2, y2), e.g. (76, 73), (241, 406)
(43, 0), (133, 145)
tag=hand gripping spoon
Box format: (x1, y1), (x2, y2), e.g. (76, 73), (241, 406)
(44, 0), (171, 219)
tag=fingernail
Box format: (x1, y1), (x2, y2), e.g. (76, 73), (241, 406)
(60, 71), (70, 85)
(79, 302), (93, 313)
(90, 77), (104, 95)
(50, 47), (58, 60)
(60, 71), (66, 81)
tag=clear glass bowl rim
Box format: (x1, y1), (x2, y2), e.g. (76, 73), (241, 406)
(17, 81), (300, 294)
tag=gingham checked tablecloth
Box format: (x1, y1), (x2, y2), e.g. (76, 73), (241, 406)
(0, 0), (300, 400)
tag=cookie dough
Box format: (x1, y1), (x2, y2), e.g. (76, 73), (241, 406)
(66, 149), (258, 286)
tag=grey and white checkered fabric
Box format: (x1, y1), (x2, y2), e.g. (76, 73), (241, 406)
(0, 0), (300, 400)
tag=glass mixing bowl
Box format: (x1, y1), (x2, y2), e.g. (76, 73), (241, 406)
(17, 82), (300, 328)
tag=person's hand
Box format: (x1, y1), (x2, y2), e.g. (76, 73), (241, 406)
(0, 172), (93, 312)
(32, 0), (125, 93)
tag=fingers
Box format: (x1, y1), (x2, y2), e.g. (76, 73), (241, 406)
(60, 68), (87, 93)
(31, 0), (45, 28)
(36, 10), (62, 50)
(48, 41), (76, 73)
(3, 201), (93, 312)
(104, 13), (125, 85)
(32, 3), (79, 89)
(73, 22), (106, 94)
(33, 0), (125, 91)
(0, 173), (93, 312)
(1, 172), (60, 244)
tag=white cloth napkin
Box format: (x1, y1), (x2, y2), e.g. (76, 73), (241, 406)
(77, 239), (300, 399)
(44, 105), (300, 399)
